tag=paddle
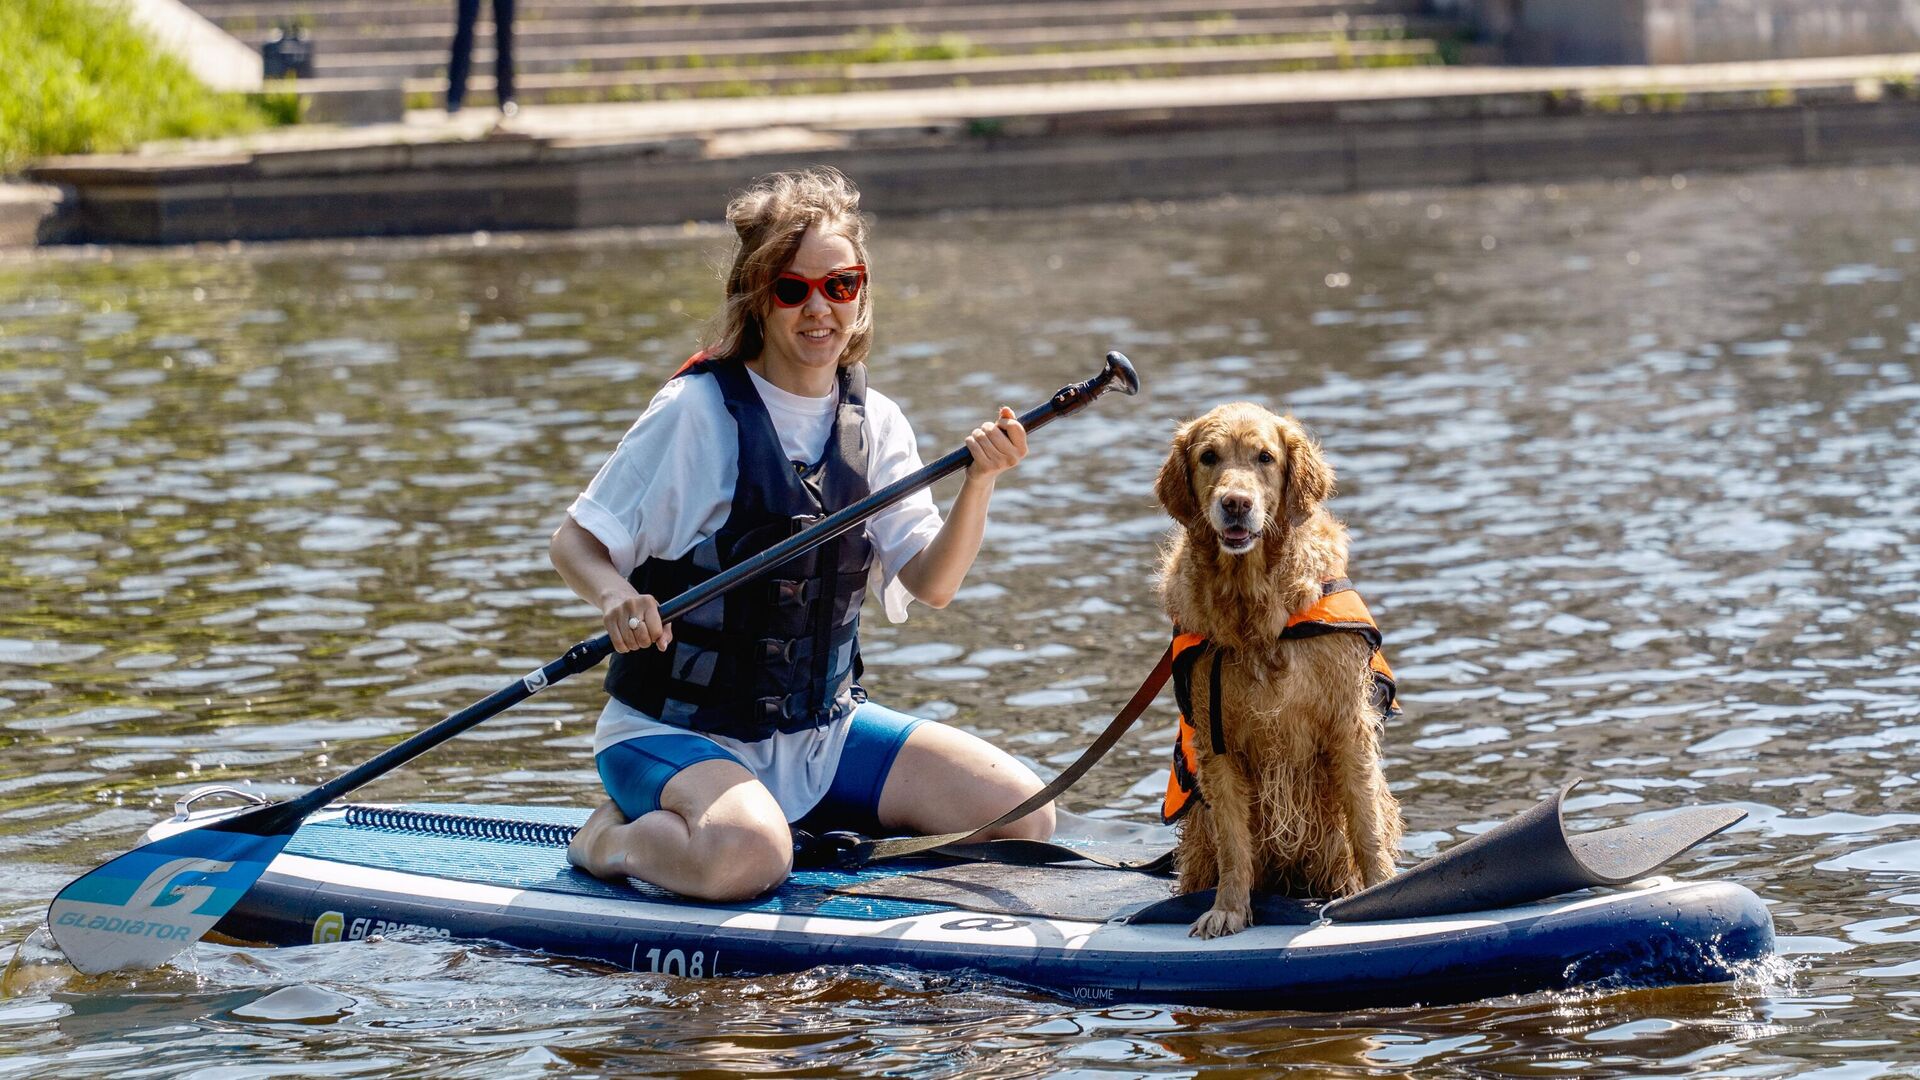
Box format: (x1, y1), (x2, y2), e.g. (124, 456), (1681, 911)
(48, 351), (1141, 976)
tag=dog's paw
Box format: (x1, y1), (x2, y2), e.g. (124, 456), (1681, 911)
(1188, 906), (1251, 939)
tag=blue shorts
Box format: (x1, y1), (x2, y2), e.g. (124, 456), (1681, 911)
(594, 701), (926, 834)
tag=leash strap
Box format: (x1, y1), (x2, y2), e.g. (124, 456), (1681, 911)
(851, 643), (1176, 869)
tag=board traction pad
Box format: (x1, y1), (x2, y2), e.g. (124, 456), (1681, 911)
(284, 803), (1168, 923)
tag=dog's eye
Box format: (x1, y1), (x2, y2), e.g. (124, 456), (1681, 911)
(1198, 449), (1218, 466)
(1257, 450), (1275, 465)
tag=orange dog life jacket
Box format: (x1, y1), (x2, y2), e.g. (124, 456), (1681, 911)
(1161, 578), (1400, 824)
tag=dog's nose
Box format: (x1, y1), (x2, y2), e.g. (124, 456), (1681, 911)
(1220, 492), (1253, 518)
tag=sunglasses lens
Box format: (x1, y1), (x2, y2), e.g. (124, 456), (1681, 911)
(823, 271), (863, 303)
(771, 276), (811, 307)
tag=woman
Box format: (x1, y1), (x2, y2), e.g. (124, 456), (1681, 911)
(551, 168), (1055, 901)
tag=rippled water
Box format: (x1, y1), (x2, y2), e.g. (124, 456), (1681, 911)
(2, 164), (1918, 1076)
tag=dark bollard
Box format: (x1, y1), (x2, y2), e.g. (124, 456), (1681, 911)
(262, 26), (317, 80)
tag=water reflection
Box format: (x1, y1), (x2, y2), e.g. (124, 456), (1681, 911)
(2, 164), (1919, 1074)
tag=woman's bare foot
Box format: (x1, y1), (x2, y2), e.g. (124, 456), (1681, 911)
(566, 799), (632, 881)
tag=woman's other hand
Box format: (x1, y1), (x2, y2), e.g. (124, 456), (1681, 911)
(964, 406), (1027, 481)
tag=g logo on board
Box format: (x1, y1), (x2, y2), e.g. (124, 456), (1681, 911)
(313, 911), (345, 944)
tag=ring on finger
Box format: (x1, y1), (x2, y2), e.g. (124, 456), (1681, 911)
(627, 616), (641, 629)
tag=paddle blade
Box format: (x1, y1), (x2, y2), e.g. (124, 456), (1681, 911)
(48, 806), (298, 975)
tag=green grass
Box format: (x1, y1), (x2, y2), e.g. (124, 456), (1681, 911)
(844, 27), (980, 65)
(1, 0), (266, 174)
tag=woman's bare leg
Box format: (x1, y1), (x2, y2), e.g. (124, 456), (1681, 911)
(875, 721), (1055, 840)
(567, 758), (792, 901)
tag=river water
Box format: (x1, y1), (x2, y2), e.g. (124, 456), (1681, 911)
(1, 163), (1916, 1076)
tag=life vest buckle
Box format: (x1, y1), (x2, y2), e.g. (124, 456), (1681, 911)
(773, 578), (818, 606)
(758, 637), (798, 663)
(757, 693), (831, 726)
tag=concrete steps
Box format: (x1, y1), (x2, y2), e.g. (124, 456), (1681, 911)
(316, 18), (1451, 82)
(196, 0), (1425, 29)
(409, 39), (1444, 105)
(181, 0), (1463, 111)
(223, 3), (1434, 54)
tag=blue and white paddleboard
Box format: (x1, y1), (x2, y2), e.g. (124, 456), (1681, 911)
(142, 801), (1773, 1010)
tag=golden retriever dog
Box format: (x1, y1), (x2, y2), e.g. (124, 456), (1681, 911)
(1155, 402), (1401, 938)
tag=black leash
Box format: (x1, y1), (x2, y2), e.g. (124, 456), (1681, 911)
(796, 644), (1176, 873)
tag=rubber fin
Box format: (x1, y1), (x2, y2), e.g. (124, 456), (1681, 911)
(1320, 778), (1746, 922)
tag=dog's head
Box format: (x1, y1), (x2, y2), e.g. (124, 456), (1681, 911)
(1155, 403), (1334, 556)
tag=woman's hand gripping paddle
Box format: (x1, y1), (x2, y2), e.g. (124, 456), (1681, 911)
(48, 352), (1140, 975)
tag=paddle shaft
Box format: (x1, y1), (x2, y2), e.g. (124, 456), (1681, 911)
(290, 353), (1138, 816)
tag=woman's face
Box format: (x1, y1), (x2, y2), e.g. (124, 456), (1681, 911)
(754, 224), (861, 395)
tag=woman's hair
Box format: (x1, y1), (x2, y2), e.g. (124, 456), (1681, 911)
(706, 167), (874, 368)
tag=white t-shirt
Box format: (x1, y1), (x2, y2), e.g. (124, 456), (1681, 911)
(568, 364), (943, 820)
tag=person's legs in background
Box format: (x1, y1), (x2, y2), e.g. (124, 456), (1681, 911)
(446, 0), (482, 113)
(492, 0), (517, 116)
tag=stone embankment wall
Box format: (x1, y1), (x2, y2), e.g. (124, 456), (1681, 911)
(0, 185), (71, 246)
(25, 88), (1920, 245)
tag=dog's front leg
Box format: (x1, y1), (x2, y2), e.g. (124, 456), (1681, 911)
(1191, 752), (1256, 938)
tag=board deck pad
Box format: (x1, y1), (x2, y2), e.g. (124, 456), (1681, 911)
(288, 803), (1187, 923)
(834, 861), (1176, 922)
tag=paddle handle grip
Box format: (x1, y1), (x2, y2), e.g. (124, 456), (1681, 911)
(297, 352), (1137, 813)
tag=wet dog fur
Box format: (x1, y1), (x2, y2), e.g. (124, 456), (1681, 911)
(1155, 402), (1401, 938)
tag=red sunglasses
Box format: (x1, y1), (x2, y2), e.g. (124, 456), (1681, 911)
(771, 265), (866, 308)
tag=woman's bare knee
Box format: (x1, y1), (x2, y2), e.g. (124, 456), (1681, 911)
(686, 820), (792, 901)
(982, 798), (1054, 842)
(1008, 799), (1056, 841)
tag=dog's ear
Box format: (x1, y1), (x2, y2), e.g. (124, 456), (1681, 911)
(1280, 417), (1334, 527)
(1156, 420), (1203, 526)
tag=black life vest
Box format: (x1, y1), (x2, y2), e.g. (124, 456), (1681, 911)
(603, 354), (875, 741)
(1161, 578), (1400, 824)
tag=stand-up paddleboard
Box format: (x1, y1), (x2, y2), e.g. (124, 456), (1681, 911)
(145, 794), (1774, 1010)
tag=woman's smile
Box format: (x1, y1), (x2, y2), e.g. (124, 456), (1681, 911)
(753, 224), (863, 396)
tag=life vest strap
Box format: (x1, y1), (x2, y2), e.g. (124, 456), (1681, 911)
(1207, 646), (1226, 759)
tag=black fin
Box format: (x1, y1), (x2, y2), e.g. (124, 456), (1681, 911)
(1321, 778), (1746, 922)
